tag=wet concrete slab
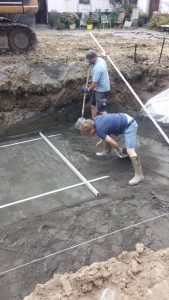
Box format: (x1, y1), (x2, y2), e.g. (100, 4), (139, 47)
(0, 136), (80, 206)
(0, 126), (169, 300)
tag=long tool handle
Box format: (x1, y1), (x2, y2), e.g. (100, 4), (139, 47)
(82, 65), (91, 117)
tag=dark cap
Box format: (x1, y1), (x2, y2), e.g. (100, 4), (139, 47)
(86, 50), (97, 60)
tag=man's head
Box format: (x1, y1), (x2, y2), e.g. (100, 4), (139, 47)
(85, 50), (97, 65)
(80, 119), (96, 136)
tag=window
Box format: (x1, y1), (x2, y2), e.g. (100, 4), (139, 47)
(130, 0), (137, 4)
(79, 0), (90, 4)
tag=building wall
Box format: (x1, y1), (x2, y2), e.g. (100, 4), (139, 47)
(137, 0), (150, 14)
(48, 0), (113, 13)
(91, 0), (113, 12)
(137, 0), (169, 15)
(159, 0), (169, 13)
(48, 0), (76, 12)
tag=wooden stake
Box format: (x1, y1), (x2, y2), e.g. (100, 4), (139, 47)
(158, 38), (165, 66)
(134, 43), (137, 63)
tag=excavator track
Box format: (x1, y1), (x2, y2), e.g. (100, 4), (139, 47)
(0, 22), (37, 54)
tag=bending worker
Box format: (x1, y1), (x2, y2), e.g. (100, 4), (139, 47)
(82, 50), (110, 118)
(80, 113), (144, 186)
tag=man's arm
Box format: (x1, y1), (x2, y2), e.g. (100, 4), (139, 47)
(82, 67), (102, 93)
(105, 135), (122, 152)
(82, 82), (97, 93)
(89, 82), (97, 90)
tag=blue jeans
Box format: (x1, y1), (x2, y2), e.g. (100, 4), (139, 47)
(124, 120), (138, 149)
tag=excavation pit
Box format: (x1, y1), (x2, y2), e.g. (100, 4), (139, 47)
(0, 121), (168, 300)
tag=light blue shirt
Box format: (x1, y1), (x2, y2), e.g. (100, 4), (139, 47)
(92, 57), (110, 92)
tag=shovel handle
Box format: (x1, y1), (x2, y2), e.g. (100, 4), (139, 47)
(82, 65), (91, 117)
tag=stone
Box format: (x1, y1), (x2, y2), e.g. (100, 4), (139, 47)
(136, 243), (145, 255)
(118, 251), (131, 263)
(60, 278), (72, 296)
(131, 260), (143, 274)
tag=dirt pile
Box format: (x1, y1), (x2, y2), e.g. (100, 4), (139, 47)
(24, 244), (169, 300)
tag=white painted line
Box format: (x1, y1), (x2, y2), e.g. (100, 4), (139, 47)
(89, 32), (169, 145)
(0, 211), (169, 277)
(0, 134), (61, 149)
(40, 132), (100, 197)
(0, 176), (109, 210)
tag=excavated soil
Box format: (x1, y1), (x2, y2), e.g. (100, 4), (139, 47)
(24, 244), (169, 300)
(0, 28), (169, 136)
(0, 28), (169, 300)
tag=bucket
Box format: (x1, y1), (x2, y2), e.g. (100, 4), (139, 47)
(69, 24), (76, 30)
(87, 24), (93, 30)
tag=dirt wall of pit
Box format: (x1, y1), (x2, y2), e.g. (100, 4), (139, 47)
(0, 30), (169, 138)
(0, 60), (169, 138)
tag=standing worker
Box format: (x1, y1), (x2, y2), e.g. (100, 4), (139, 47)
(80, 113), (144, 186)
(82, 50), (110, 118)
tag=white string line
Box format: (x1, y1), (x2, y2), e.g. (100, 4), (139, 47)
(0, 176), (109, 210)
(89, 32), (169, 145)
(40, 132), (99, 197)
(0, 211), (169, 277)
(0, 134), (61, 149)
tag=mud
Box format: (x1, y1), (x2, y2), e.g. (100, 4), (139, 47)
(0, 118), (169, 300)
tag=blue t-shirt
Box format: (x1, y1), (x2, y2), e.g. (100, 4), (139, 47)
(92, 57), (110, 92)
(94, 113), (128, 140)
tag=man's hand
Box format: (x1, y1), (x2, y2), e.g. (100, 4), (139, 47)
(96, 139), (104, 147)
(105, 135), (121, 152)
(114, 147), (129, 159)
(82, 87), (90, 94)
(105, 135), (128, 158)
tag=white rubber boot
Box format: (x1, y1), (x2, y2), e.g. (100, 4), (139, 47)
(96, 143), (111, 157)
(129, 156), (144, 186)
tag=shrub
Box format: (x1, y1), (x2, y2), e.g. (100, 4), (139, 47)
(61, 12), (77, 27)
(149, 13), (169, 29)
(48, 11), (77, 30)
(84, 15), (93, 24)
(48, 11), (64, 29)
(138, 13), (150, 27)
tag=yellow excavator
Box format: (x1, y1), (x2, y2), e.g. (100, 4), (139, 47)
(0, 0), (39, 53)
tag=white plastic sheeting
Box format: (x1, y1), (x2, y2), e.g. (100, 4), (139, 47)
(142, 88), (169, 123)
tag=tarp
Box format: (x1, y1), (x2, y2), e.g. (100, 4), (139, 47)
(142, 88), (169, 123)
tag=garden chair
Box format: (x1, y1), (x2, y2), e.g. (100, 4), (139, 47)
(160, 24), (169, 32)
(116, 12), (125, 26)
(91, 12), (100, 28)
(100, 14), (111, 29)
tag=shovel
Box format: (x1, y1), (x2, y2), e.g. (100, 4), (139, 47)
(75, 65), (91, 129)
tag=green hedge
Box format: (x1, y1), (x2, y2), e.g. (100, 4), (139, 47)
(149, 13), (169, 29)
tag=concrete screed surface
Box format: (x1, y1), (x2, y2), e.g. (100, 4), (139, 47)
(0, 124), (169, 300)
